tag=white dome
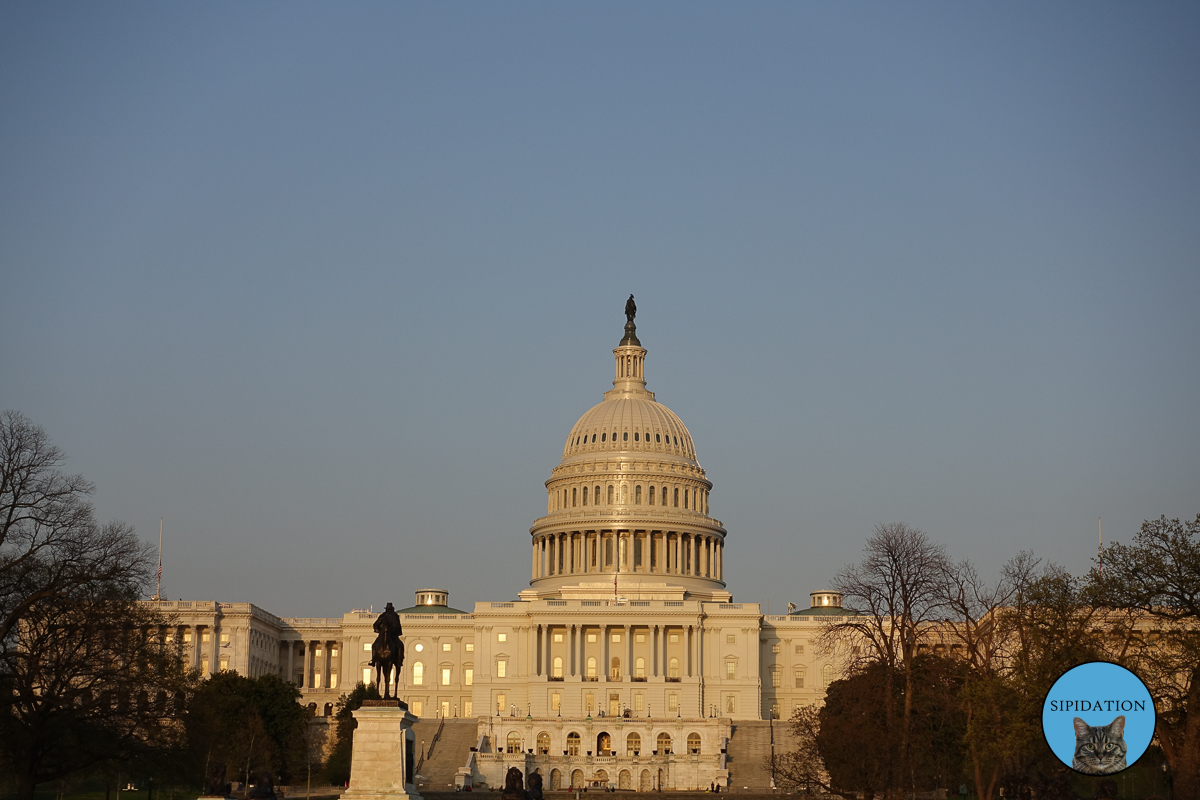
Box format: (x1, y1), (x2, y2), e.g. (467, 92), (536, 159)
(562, 397), (697, 462)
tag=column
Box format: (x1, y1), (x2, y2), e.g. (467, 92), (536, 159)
(662, 626), (670, 677)
(576, 623), (584, 677)
(600, 624), (608, 681)
(532, 540), (538, 579)
(624, 625), (632, 681)
(652, 626), (659, 676)
(544, 625), (553, 678)
(548, 536), (555, 575)
(287, 641), (295, 684)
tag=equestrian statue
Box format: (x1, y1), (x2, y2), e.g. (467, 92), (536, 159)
(370, 602), (405, 699)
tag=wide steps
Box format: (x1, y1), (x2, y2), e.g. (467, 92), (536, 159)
(724, 720), (786, 792)
(412, 719), (479, 791)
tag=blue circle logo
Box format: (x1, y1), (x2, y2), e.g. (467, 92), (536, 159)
(1042, 661), (1155, 775)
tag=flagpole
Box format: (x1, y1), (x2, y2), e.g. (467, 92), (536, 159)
(1098, 517), (1102, 575)
(156, 517), (163, 600)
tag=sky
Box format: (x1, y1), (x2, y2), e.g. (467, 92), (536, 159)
(1, 3), (1197, 618)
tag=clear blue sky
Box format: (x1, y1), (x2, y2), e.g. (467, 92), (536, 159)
(2, 3), (1197, 617)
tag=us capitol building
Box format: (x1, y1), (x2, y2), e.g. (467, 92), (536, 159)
(152, 309), (850, 791)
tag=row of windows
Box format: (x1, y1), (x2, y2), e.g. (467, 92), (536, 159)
(545, 655), (682, 679)
(408, 661), (474, 686)
(573, 431), (681, 447)
(556, 484), (706, 511)
(506, 731), (702, 756)
(764, 663), (834, 688)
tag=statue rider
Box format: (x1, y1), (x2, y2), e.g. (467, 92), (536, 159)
(373, 602), (403, 665)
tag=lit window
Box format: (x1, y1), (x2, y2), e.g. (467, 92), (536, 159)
(611, 633), (621, 643)
(331, 648), (338, 657)
(415, 643), (424, 652)
(627, 732), (641, 755)
(314, 673), (322, 688)
(220, 633), (230, 644)
(314, 647), (321, 656)
(330, 672), (337, 686)
(443, 643), (451, 651)
(726, 661), (736, 679)
(364, 642), (372, 651)
(636, 633), (645, 643)
(496, 694), (506, 715)
(669, 633), (679, 643)
(551, 693), (561, 711)
(363, 668), (372, 683)
(771, 644), (781, 654)
(553, 657), (563, 678)
(497, 659), (507, 678)
(669, 658), (679, 679)
(219, 657), (229, 672)
(466, 643), (474, 652)
(687, 733), (701, 754)
(464, 701), (473, 716)
(465, 667), (473, 685)
(201, 632), (211, 643)
(587, 657), (597, 678)
(554, 632), (563, 642)
(498, 633), (507, 643)
(183, 632), (192, 643)
(587, 633), (597, 643)
(413, 662), (424, 685)
(568, 732), (582, 755)
(442, 668), (451, 686)
(412, 700), (423, 716)
(635, 657), (645, 678)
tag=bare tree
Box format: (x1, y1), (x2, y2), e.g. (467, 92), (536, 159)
(0, 411), (188, 800)
(822, 522), (949, 799)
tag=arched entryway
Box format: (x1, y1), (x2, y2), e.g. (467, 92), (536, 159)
(618, 770), (631, 790)
(596, 731), (611, 756)
(549, 769), (561, 791)
(594, 769), (609, 789)
(570, 770), (584, 790)
(639, 770), (651, 791)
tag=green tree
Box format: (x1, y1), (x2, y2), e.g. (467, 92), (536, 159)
(325, 682), (381, 786)
(185, 673), (308, 788)
(0, 411), (190, 800)
(1091, 514), (1200, 800)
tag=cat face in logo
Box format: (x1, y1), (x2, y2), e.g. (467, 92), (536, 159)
(1072, 715), (1127, 775)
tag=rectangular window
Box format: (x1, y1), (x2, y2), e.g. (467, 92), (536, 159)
(587, 633), (597, 643)
(649, 486), (655, 505)
(496, 694), (506, 715)
(465, 667), (473, 686)
(443, 642), (451, 651)
(551, 693), (561, 711)
(554, 632), (563, 642)
(497, 660), (507, 678)
(794, 670), (804, 688)
(668, 694), (678, 712)
(771, 669), (781, 688)
(498, 633), (507, 643)
(363, 668), (372, 683)
(611, 633), (621, 642)
(413, 663), (424, 685)
(220, 633), (231, 645)
(586, 693), (595, 713)
(726, 634), (736, 644)
(725, 696), (736, 714)
(331, 648), (338, 657)
(201, 657), (210, 673)
(364, 642), (372, 651)
(330, 672), (337, 687)
(466, 643), (474, 652)
(673, 488), (679, 507)
(201, 632), (211, 643)
(183, 632), (192, 643)
(219, 657), (229, 672)
(442, 668), (451, 686)
(464, 700), (473, 717)
(771, 643), (781, 654)
(313, 673), (322, 688)
(634, 693), (644, 712)
(636, 633), (645, 643)
(669, 633), (679, 643)
(795, 645), (804, 654)
(726, 661), (736, 679)
(314, 646), (321, 656)
(413, 700), (423, 716)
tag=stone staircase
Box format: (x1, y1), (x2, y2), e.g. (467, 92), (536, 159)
(411, 719), (479, 792)
(725, 720), (788, 792)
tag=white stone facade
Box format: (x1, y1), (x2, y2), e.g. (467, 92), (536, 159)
(150, 314), (848, 788)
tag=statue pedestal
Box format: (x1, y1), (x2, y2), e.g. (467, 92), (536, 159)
(340, 700), (422, 800)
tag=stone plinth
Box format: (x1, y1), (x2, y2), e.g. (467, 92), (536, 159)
(340, 700), (422, 800)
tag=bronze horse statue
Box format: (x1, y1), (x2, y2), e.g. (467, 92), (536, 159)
(370, 602), (405, 699)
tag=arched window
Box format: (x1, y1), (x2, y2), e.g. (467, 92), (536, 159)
(601, 432), (606, 442)
(684, 490), (688, 509)
(610, 657), (621, 680)
(673, 488), (679, 507)
(595, 485), (601, 505)
(324, 702), (334, 717)
(822, 664), (835, 687)
(656, 433), (661, 443)
(412, 661), (424, 685)
(794, 666), (806, 688)
(635, 485), (642, 504)
(591, 433), (596, 443)
(649, 486), (655, 505)
(634, 432), (639, 441)
(507, 732), (523, 754)
(657, 733), (672, 755)
(572, 487), (577, 507)
(621, 485), (628, 504)
(635, 657), (645, 679)
(669, 657), (679, 679)
(537, 732), (551, 754)
(567, 731), (582, 755)
(605, 538), (613, 565)
(626, 733), (641, 756)
(623, 431), (628, 441)
(687, 733), (701, 754)
(598, 732), (612, 755)
(607, 485), (614, 504)
(553, 656), (563, 678)
(307, 702), (318, 717)
(587, 657), (597, 678)
(583, 486), (588, 506)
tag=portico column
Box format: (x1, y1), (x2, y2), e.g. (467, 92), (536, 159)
(624, 625), (632, 681)
(576, 623), (584, 676)
(600, 624), (608, 681)
(544, 625), (553, 678)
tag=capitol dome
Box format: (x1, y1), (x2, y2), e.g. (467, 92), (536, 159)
(522, 309), (730, 602)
